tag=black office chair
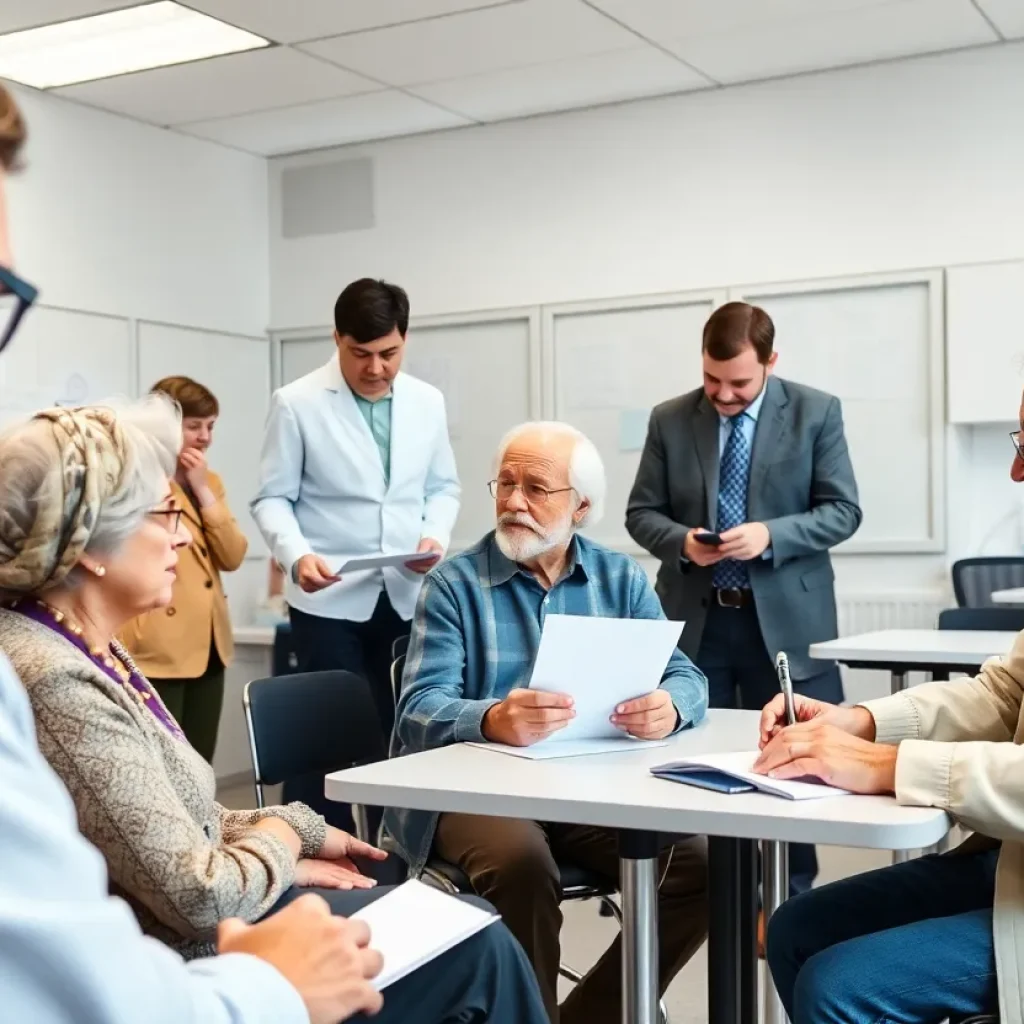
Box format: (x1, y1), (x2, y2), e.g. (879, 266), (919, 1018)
(938, 607), (1024, 632)
(952, 557), (1024, 608)
(272, 620), (298, 677)
(388, 654), (668, 1020)
(243, 670), (404, 884)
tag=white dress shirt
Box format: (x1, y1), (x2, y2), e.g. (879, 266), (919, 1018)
(251, 359), (461, 622)
(0, 653), (308, 1024)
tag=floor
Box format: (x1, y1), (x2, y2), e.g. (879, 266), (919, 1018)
(218, 778), (908, 1024)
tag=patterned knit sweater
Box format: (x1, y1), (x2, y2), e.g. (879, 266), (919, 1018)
(0, 610), (327, 959)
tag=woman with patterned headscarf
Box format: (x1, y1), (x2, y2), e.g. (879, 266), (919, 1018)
(0, 397), (395, 954)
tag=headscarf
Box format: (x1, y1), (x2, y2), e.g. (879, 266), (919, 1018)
(0, 406), (129, 594)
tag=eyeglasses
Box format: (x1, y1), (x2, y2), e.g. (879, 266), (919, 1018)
(148, 507), (183, 533)
(0, 265), (40, 357)
(488, 479), (575, 505)
(1012, 431), (1023, 459)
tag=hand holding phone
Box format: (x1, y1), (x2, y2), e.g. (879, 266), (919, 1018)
(693, 532), (723, 546)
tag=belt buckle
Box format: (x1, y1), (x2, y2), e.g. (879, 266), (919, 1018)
(716, 587), (744, 609)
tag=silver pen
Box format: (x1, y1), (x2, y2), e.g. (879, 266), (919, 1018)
(775, 651), (797, 727)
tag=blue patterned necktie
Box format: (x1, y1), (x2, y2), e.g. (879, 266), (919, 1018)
(713, 412), (752, 589)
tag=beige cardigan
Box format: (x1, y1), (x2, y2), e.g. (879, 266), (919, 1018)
(0, 610), (327, 959)
(863, 629), (1024, 1024)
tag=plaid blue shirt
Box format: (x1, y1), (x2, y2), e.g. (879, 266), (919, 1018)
(383, 531), (708, 873)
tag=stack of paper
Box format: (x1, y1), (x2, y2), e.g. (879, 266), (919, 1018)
(467, 613), (685, 760)
(652, 750), (853, 801)
(351, 880), (498, 990)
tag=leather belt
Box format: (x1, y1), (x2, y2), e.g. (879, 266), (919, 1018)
(712, 587), (754, 609)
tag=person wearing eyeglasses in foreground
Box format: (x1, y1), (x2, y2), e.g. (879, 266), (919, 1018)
(0, 85), (545, 1024)
(757, 403), (1024, 1024)
(387, 421), (711, 1024)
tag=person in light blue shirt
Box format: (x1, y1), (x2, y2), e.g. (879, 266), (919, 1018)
(386, 421), (710, 1024)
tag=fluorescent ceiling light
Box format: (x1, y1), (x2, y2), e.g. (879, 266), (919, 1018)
(0, 1), (270, 89)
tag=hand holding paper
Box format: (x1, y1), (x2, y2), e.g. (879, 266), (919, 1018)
(482, 688), (576, 747)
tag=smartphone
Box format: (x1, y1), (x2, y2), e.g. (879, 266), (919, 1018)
(656, 769), (756, 795)
(693, 532), (723, 546)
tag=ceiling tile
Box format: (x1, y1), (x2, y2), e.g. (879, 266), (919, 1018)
(178, 89), (473, 155)
(975, 0), (1024, 38)
(410, 46), (711, 121)
(55, 47), (379, 125)
(584, 0), (894, 42)
(299, 0), (638, 87)
(0, 1), (137, 35)
(184, 0), (521, 45)
(670, 0), (997, 84)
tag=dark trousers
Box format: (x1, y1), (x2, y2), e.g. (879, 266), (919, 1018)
(150, 644), (225, 764)
(288, 592), (408, 743)
(267, 885), (548, 1024)
(287, 594), (409, 846)
(435, 814), (709, 1024)
(767, 849), (999, 1023)
(696, 602), (844, 895)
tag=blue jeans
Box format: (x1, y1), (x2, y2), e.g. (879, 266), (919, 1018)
(767, 848), (1000, 1023)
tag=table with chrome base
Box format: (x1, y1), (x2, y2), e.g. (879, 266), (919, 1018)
(326, 710), (949, 1024)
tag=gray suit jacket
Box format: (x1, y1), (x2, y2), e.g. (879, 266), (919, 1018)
(625, 376), (862, 680)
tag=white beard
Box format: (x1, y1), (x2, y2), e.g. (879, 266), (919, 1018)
(495, 511), (575, 563)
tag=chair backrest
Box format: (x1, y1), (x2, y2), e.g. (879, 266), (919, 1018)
(392, 634), (410, 661)
(390, 652), (407, 707)
(952, 557), (1024, 608)
(937, 607), (1024, 632)
(244, 671), (388, 801)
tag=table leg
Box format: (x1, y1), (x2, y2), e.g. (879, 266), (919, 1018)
(708, 836), (759, 1024)
(762, 841), (790, 1024)
(619, 830), (660, 1024)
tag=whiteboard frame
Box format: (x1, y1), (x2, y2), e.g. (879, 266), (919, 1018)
(729, 268), (946, 554)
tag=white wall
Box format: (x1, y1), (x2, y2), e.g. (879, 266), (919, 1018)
(8, 85), (270, 337)
(269, 42), (1024, 595)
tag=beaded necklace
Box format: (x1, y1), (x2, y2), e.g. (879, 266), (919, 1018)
(11, 598), (185, 740)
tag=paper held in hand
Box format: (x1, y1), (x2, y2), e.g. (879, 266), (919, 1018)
(468, 613), (684, 760)
(351, 880), (499, 990)
(652, 750), (854, 800)
(337, 551), (438, 574)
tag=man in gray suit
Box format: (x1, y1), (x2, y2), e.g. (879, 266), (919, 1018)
(626, 301), (861, 897)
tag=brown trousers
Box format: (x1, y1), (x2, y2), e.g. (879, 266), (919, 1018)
(435, 814), (709, 1024)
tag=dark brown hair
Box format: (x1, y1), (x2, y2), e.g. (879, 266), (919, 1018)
(334, 278), (409, 343)
(150, 376), (219, 418)
(0, 84), (27, 171)
(702, 302), (775, 364)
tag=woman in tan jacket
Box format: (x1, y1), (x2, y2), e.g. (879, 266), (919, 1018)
(756, 397), (1024, 1024)
(120, 376), (246, 762)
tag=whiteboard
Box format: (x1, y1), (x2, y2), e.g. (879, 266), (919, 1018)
(137, 321), (270, 551)
(547, 292), (724, 552)
(734, 272), (945, 552)
(947, 260), (1024, 424)
(0, 304), (135, 430)
(276, 309), (538, 550)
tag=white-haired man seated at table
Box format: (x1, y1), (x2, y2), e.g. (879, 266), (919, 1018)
(384, 421), (711, 1024)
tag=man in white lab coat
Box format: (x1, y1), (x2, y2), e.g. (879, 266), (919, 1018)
(252, 279), (461, 742)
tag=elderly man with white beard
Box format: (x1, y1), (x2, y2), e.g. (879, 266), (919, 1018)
(384, 421), (710, 1024)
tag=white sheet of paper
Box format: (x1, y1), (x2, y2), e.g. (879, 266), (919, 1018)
(655, 750), (853, 801)
(528, 614), (684, 743)
(466, 737), (670, 760)
(337, 552), (437, 574)
(351, 880), (498, 990)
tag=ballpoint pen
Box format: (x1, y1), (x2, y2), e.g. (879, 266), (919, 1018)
(775, 651), (797, 727)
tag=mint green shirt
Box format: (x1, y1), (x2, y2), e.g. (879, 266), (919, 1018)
(352, 391), (392, 482)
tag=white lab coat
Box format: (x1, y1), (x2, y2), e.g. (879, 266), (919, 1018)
(251, 359), (461, 622)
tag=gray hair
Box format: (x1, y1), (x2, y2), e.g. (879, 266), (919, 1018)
(0, 394), (181, 597)
(493, 421), (606, 528)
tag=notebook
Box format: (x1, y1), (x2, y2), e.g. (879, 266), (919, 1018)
(351, 880), (499, 990)
(651, 750), (853, 801)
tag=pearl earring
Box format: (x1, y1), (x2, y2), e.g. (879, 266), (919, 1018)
(94, 565), (107, 578)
